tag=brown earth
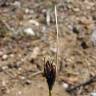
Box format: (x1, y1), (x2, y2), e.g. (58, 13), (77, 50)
(0, 0), (96, 96)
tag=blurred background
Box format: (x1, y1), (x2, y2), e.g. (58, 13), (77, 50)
(0, 0), (96, 96)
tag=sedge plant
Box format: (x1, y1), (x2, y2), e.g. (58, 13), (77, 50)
(44, 58), (56, 96)
(44, 5), (59, 96)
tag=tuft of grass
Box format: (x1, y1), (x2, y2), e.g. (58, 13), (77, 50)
(44, 5), (59, 96)
(44, 57), (56, 96)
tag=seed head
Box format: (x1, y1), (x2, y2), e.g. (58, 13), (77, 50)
(44, 59), (56, 91)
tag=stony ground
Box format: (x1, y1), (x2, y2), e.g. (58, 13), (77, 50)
(0, 0), (96, 96)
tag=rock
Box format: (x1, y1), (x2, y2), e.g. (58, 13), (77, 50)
(29, 20), (39, 26)
(80, 41), (88, 49)
(13, 64), (20, 69)
(17, 91), (22, 95)
(7, 64), (13, 69)
(25, 80), (31, 85)
(24, 28), (35, 36)
(91, 29), (96, 46)
(2, 66), (8, 70)
(79, 17), (93, 29)
(2, 54), (8, 60)
(25, 8), (34, 14)
(72, 8), (80, 12)
(12, 1), (21, 8)
(84, 0), (94, 10)
(2, 80), (6, 86)
(25, 8), (30, 14)
(1, 87), (6, 94)
(9, 54), (14, 58)
(30, 47), (40, 59)
(6, 89), (10, 94)
(7, 63), (20, 69)
(72, 26), (80, 34)
(62, 82), (69, 89)
(0, 51), (3, 57)
(90, 92), (96, 96)
(20, 76), (26, 80)
(50, 47), (57, 53)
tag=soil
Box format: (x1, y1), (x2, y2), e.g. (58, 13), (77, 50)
(0, 0), (96, 96)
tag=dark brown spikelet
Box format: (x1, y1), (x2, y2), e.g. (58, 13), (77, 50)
(44, 60), (56, 91)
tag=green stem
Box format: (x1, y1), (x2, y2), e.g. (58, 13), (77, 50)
(49, 90), (52, 96)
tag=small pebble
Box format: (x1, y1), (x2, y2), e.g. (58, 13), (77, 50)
(24, 28), (35, 36)
(25, 8), (34, 14)
(9, 54), (14, 58)
(50, 47), (57, 53)
(2, 81), (7, 86)
(0, 51), (3, 57)
(80, 41), (88, 49)
(62, 82), (69, 89)
(72, 26), (80, 34)
(29, 20), (39, 26)
(73, 8), (80, 12)
(31, 47), (40, 59)
(6, 89), (10, 94)
(13, 64), (20, 69)
(12, 1), (21, 8)
(18, 67), (22, 71)
(7, 64), (13, 69)
(1, 87), (6, 94)
(2, 54), (8, 60)
(20, 76), (26, 80)
(25, 80), (31, 85)
(90, 92), (96, 96)
(2, 66), (8, 70)
(17, 91), (22, 96)
(25, 8), (30, 14)
(91, 29), (96, 46)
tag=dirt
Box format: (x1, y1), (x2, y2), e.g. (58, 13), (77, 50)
(0, 0), (96, 96)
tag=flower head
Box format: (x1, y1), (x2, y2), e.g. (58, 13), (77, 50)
(44, 59), (56, 91)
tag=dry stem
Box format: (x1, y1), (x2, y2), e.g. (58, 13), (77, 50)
(55, 5), (59, 71)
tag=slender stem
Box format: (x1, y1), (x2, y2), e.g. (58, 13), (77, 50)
(49, 90), (52, 96)
(55, 5), (59, 70)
